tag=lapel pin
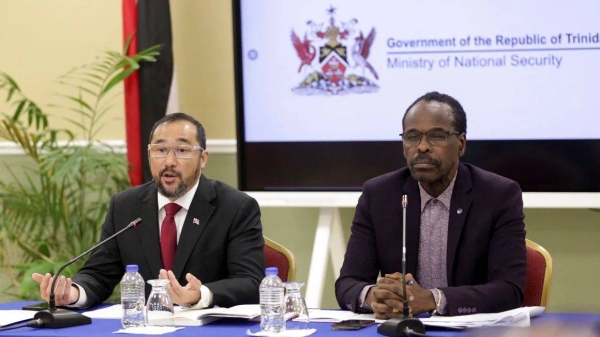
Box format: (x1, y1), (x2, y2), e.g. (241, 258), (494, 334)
(193, 218), (200, 225)
(457, 208), (463, 214)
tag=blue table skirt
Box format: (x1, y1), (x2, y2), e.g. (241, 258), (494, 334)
(1, 301), (598, 337)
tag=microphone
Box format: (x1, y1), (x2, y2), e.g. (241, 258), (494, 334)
(33, 218), (142, 328)
(378, 195), (426, 337)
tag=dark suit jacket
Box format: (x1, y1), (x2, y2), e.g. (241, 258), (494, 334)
(72, 175), (265, 308)
(335, 163), (526, 316)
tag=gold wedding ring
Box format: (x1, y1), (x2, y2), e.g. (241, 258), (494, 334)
(392, 308), (399, 313)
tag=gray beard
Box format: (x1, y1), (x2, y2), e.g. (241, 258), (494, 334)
(154, 164), (201, 199)
(157, 181), (187, 198)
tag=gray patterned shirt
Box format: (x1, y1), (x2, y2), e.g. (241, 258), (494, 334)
(417, 173), (457, 315)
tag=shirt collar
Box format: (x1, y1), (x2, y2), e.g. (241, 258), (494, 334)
(418, 171), (457, 212)
(157, 178), (200, 211)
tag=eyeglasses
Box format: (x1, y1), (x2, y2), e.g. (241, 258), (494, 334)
(148, 144), (204, 158)
(399, 131), (462, 147)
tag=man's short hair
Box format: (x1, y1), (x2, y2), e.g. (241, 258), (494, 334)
(148, 112), (207, 149)
(402, 91), (467, 134)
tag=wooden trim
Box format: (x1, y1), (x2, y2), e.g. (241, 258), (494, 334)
(264, 236), (296, 282)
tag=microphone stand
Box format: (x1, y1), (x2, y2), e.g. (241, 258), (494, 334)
(378, 196), (426, 337)
(34, 218), (142, 328)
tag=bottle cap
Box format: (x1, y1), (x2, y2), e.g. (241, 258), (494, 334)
(265, 267), (278, 275)
(126, 264), (139, 272)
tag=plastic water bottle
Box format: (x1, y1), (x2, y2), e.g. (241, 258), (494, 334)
(259, 267), (285, 333)
(121, 264), (145, 328)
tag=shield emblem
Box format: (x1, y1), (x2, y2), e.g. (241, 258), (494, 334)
(319, 44), (348, 63)
(320, 52), (347, 84)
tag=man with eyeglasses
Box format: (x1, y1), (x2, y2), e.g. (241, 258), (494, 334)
(33, 113), (265, 309)
(335, 92), (526, 317)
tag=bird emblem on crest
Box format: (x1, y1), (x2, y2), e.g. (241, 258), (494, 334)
(291, 31), (317, 74)
(290, 6), (379, 95)
(352, 29), (378, 80)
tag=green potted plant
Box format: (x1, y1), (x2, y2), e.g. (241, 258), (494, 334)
(0, 41), (159, 300)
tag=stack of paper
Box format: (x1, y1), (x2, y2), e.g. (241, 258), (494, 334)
(420, 307), (543, 329)
(420, 317), (522, 329)
(298, 306), (545, 329)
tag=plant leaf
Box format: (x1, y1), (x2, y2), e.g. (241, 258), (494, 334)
(0, 43), (158, 299)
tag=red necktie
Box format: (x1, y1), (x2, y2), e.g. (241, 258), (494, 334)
(161, 203), (182, 271)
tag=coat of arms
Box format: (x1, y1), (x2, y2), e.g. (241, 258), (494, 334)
(291, 6), (379, 95)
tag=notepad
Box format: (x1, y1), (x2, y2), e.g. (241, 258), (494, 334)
(151, 304), (262, 327)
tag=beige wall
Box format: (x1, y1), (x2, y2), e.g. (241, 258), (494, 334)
(171, 1), (237, 139)
(0, 0), (124, 139)
(0, 0), (237, 140)
(1, 0), (599, 313)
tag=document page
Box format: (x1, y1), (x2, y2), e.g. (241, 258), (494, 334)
(420, 307), (544, 329)
(0, 310), (35, 326)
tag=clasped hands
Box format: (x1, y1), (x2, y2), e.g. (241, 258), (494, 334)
(366, 272), (436, 319)
(32, 269), (203, 307)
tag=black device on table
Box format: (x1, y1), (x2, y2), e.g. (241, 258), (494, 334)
(332, 320), (376, 330)
(22, 302), (49, 311)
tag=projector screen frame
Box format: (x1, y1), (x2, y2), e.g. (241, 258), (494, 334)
(245, 191), (600, 209)
(232, 0), (600, 206)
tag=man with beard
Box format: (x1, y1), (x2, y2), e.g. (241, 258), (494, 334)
(335, 92), (526, 317)
(33, 113), (264, 309)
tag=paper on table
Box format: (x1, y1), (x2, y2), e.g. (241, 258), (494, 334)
(113, 326), (184, 335)
(0, 310), (35, 326)
(298, 309), (363, 322)
(298, 310), (383, 323)
(246, 328), (316, 336)
(527, 306), (545, 318)
(160, 304), (260, 326)
(84, 305), (208, 320)
(353, 313), (386, 323)
(84, 304), (122, 319)
(420, 306), (545, 329)
(177, 304), (261, 319)
(302, 306), (544, 329)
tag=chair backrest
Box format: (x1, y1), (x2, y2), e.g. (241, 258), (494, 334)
(523, 239), (553, 307)
(264, 236), (296, 282)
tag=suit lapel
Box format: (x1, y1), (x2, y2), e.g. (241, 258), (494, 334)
(403, 177), (421, 275)
(138, 183), (163, 279)
(173, 175), (216, 279)
(446, 164), (473, 285)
